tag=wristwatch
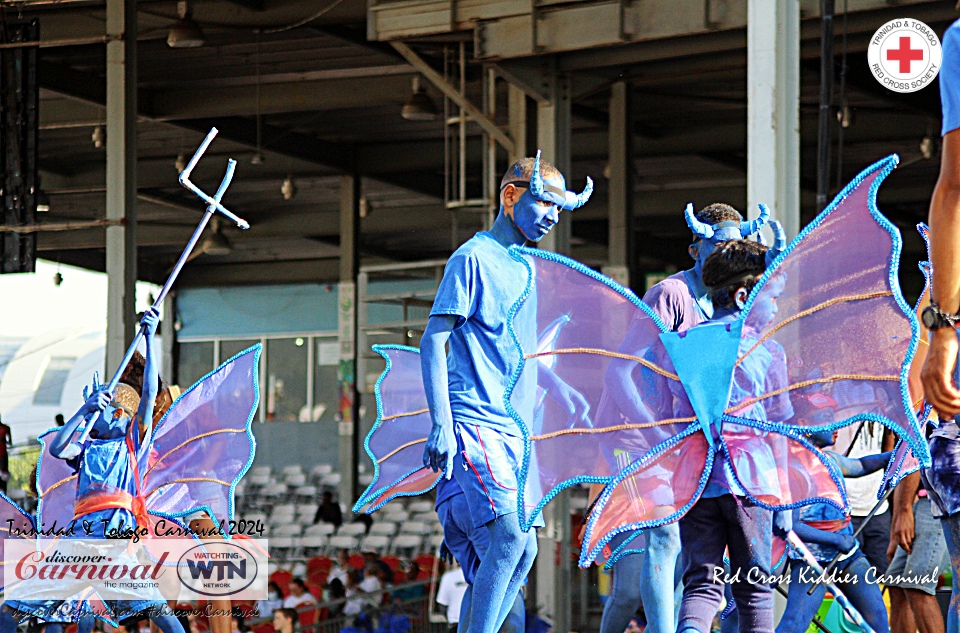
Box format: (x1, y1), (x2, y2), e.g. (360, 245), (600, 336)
(921, 301), (960, 330)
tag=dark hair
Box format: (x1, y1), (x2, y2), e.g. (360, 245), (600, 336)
(276, 608), (299, 626)
(696, 203), (742, 227)
(701, 240), (770, 309)
(290, 577), (307, 591)
(327, 578), (346, 599)
(268, 581), (284, 596)
(119, 351), (146, 394)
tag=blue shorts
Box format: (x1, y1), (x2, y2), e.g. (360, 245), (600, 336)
(452, 423), (544, 530)
(885, 498), (949, 595)
(436, 491), (489, 584)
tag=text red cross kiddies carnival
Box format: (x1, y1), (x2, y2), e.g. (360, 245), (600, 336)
(887, 36), (924, 73)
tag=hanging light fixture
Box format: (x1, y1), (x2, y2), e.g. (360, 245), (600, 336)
(36, 190), (50, 213)
(175, 153), (187, 172)
(251, 31), (265, 165)
(401, 77), (438, 122)
(91, 125), (105, 149)
(281, 175), (297, 200)
(167, 0), (205, 48)
(200, 218), (232, 255)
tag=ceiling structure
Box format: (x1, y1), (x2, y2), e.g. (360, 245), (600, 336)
(8, 0), (958, 297)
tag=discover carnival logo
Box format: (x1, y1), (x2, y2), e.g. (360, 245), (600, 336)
(868, 18), (942, 93)
(3, 539), (268, 601)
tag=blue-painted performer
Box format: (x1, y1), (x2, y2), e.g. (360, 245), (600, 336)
(776, 426), (892, 633)
(595, 202), (775, 633)
(420, 152), (592, 633)
(0, 308), (185, 633)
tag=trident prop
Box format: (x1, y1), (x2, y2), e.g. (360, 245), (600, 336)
(786, 531), (876, 633)
(77, 127), (249, 442)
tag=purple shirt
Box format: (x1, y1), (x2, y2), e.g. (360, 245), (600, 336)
(641, 271), (707, 333)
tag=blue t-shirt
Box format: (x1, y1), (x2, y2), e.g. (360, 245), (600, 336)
(942, 19), (960, 136)
(430, 232), (535, 436)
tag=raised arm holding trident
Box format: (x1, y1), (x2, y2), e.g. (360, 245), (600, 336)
(76, 127), (250, 445)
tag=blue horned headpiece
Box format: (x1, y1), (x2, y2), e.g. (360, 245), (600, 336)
(684, 203), (771, 242)
(516, 150), (593, 211)
(684, 202), (785, 266)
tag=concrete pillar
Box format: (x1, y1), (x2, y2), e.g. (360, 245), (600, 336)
(533, 61), (572, 633)
(338, 173), (361, 508)
(162, 294), (176, 383)
(747, 0), (800, 239)
(507, 84), (527, 164)
(104, 0), (137, 371)
(603, 81), (632, 289)
(537, 67), (571, 256)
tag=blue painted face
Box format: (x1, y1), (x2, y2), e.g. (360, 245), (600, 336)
(511, 175), (565, 242)
(89, 403), (132, 439)
(750, 275), (786, 327)
(691, 226), (743, 268)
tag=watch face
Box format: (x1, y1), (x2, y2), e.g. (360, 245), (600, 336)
(922, 306), (940, 329)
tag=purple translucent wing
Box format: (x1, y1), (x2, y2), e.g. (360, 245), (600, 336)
(505, 247), (695, 531)
(355, 345), (439, 513)
(143, 345), (260, 529)
(37, 427), (80, 532)
(580, 426), (710, 566)
(880, 438), (921, 497)
(721, 421), (845, 511)
(731, 156), (928, 469)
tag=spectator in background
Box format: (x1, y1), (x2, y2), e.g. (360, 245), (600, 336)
(258, 582), (284, 618)
(329, 550), (351, 586)
(272, 609), (297, 633)
(230, 611), (247, 633)
(0, 415), (12, 494)
(361, 550), (392, 581)
(391, 563), (426, 603)
(325, 578), (347, 617)
(313, 491), (343, 529)
(54, 414), (64, 427)
(283, 578), (317, 610)
(436, 566), (468, 633)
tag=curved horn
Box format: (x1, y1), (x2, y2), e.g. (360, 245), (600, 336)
(684, 203), (714, 240)
(740, 203), (770, 238)
(765, 220), (787, 267)
(561, 177), (594, 210)
(530, 150), (544, 198)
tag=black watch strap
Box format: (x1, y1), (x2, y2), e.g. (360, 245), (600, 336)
(922, 302), (960, 330)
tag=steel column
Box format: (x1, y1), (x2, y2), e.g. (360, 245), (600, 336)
(338, 173), (361, 508)
(536, 65), (571, 256)
(603, 81), (632, 289)
(747, 0), (800, 239)
(104, 0), (137, 372)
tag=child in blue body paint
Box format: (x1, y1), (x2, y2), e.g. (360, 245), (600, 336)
(421, 154), (592, 633)
(776, 425), (892, 633)
(674, 240), (790, 633)
(0, 309), (184, 633)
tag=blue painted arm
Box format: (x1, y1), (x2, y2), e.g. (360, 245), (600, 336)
(537, 363), (591, 426)
(420, 315), (458, 479)
(50, 389), (109, 458)
(791, 509), (856, 552)
(827, 450), (893, 478)
(136, 308), (161, 450)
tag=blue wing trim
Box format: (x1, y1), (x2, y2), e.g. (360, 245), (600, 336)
(353, 344), (440, 513)
(503, 245), (672, 532)
(739, 155), (928, 468)
(145, 343), (261, 538)
(603, 530), (645, 569)
(579, 421), (711, 568)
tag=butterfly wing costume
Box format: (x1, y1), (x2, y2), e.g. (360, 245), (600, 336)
(355, 156), (929, 569)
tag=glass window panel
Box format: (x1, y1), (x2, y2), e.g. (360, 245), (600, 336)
(265, 338), (307, 422)
(220, 339), (260, 364)
(178, 342), (214, 389)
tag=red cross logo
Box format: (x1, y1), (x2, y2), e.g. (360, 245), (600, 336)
(887, 36), (924, 73)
